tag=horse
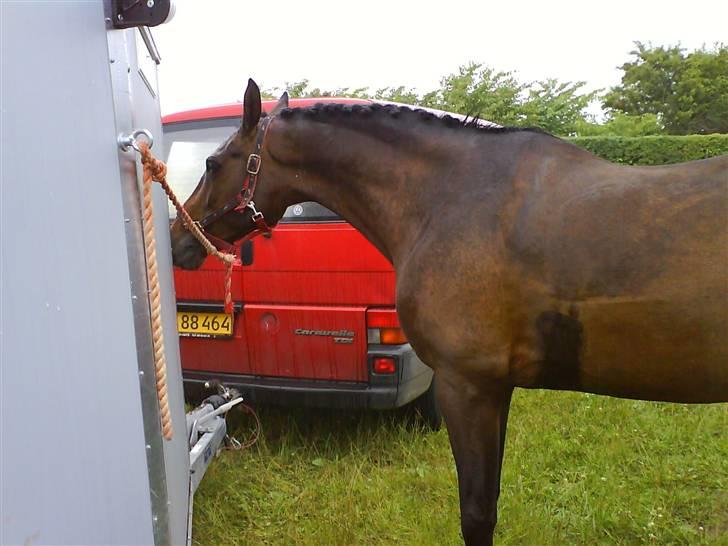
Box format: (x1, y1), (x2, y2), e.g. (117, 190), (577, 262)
(170, 79), (728, 545)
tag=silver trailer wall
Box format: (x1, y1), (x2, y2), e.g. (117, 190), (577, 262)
(1, 3), (188, 545)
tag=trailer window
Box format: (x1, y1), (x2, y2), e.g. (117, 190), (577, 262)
(163, 120), (341, 222)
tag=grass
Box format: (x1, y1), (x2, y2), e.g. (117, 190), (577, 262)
(192, 390), (727, 545)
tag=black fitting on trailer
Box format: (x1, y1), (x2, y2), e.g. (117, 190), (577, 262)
(110, 0), (174, 29)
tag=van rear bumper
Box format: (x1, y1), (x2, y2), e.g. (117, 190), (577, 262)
(182, 344), (433, 410)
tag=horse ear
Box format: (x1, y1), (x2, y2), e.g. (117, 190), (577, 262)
(269, 91), (289, 116)
(242, 78), (262, 132)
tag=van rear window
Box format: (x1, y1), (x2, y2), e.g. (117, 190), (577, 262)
(280, 202), (340, 223)
(163, 122), (236, 218)
(163, 120), (341, 222)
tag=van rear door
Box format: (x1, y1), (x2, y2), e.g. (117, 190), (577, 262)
(240, 203), (395, 382)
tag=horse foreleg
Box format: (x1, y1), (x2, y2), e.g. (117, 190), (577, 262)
(436, 372), (514, 546)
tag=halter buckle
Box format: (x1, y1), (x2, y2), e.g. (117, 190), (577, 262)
(246, 154), (262, 175)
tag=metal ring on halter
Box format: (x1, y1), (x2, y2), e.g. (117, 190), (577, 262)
(118, 128), (154, 152)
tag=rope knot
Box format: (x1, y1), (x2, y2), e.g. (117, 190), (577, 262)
(139, 142), (167, 181)
(150, 159), (167, 181)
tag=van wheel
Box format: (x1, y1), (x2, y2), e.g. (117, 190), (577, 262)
(410, 380), (442, 431)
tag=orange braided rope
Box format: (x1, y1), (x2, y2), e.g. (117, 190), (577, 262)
(138, 142), (236, 441)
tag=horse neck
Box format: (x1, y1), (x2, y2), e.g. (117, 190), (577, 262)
(267, 117), (445, 264)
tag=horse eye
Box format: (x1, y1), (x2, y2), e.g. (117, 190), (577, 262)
(206, 157), (220, 173)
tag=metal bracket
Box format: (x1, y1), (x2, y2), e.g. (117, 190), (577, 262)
(118, 128), (154, 152)
(111, 0), (175, 29)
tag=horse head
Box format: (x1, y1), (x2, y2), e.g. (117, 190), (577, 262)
(170, 79), (289, 269)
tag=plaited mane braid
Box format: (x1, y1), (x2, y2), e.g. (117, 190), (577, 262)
(278, 101), (547, 135)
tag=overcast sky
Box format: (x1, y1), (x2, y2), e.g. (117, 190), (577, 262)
(154, 0), (727, 116)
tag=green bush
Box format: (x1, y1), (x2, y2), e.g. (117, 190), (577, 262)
(567, 134), (728, 165)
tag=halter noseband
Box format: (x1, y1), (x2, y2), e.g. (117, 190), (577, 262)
(194, 115), (275, 253)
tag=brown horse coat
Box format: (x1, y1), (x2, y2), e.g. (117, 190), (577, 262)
(171, 81), (727, 545)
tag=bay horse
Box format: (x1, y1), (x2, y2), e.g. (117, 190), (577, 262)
(171, 79), (728, 545)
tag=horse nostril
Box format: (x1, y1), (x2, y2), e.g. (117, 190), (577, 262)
(172, 235), (206, 270)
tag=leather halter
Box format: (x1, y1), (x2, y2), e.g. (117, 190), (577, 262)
(194, 115), (275, 254)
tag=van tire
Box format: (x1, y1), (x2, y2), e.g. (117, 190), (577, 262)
(410, 380), (442, 431)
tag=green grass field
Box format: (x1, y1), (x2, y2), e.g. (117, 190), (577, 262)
(192, 390), (727, 545)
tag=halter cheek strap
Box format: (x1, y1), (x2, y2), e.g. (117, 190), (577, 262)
(194, 116), (275, 253)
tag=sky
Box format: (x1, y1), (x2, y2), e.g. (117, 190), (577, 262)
(153, 0), (727, 117)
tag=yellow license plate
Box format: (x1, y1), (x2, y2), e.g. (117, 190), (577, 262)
(177, 311), (233, 338)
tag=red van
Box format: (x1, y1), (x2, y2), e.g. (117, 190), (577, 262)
(163, 98), (441, 428)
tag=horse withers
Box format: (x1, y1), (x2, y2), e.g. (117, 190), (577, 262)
(170, 79), (728, 545)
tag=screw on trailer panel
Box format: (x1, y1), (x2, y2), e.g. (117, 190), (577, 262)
(147, 0), (155, 6)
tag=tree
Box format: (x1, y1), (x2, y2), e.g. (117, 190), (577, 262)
(604, 42), (728, 134)
(262, 63), (599, 135)
(520, 79), (599, 135)
(424, 65), (599, 133)
(423, 63), (525, 125)
(373, 86), (421, 105)
(264, 79), (372, 100)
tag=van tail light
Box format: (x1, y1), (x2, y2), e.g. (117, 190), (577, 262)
(380, 328), (407, 345)
(367, 327), (407, 345)
(366, 309), (407, 345)
(373, 357), (396, 374)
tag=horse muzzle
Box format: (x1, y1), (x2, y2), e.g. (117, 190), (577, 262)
(171, 231), (207, 270)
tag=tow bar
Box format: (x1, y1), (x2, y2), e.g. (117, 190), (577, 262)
(186, 382), (243, 545)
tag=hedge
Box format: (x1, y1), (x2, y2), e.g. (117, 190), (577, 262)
(567, 134), (728, 166)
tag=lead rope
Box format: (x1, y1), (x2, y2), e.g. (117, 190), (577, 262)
(138, 142), (237, 441)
